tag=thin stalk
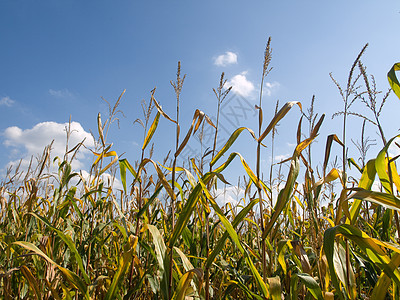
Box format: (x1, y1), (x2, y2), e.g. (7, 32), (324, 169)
(205, 72), (230, 300)
(168, 62), (185, 298)
(359, 61), (400, 241)
(269, 100), (279, 206)
(129, 92), (155, 287)
(257, 36), (272, 280)
(338, 45), (367, 298)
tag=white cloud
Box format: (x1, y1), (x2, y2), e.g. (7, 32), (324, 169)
(264, 81), (280, 97)
(49, 89), (74, 98)
(225, 72), (255, 98)
(80, 170), (123, 191)
(3, 121), (95, 171)
(0, 96), (15, 107)
(214, 51), (238, 67)
(214, 186), (244, 206)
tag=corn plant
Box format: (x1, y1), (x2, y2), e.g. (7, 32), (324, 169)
(2, 39), (400, 300)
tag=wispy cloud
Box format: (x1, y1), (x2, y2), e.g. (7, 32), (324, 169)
(274, 154), (290, 162)
(3, 121), (95, 171)
(214, 186), (244, 206)
(214, 51), (238, 67)
(0, 96), (15, 107)
(264, 81), (280, 96)
(48, 88), (74, 98)
(225, 72), (255, 99)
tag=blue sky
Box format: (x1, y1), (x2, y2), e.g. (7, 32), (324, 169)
(1, 1), (400, 191)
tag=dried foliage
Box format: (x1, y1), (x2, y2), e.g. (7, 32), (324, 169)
(3, 39), (400, 300)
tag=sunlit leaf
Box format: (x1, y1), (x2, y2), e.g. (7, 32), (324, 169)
(388, 63), (400, 100)
(143, 111), (160, 150)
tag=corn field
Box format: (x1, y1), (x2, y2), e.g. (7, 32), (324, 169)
(2, 40), (400, 299)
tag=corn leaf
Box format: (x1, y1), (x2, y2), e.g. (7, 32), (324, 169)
(119, 158), (138, 193)
(371, 253), (400, 300)
(172, 268), (203, 300)
(347, 188), (400, 212)
(375, 135), (400, 194)
(226, 280), (264, 300)
(263, 155), (299, 239)
(210, 127), (257, 167)
(323, 134), (344, 174)
(13, 241), (89, 299)
(204, 198), (259, 269)
(349, 159), (376, 225)
(267, 276), (281, 300)
(146, 224), (167, 272)
(196, 174), (270, 298)
(143, 111), (160, 150)
(97, 113), (106, 147)
(263, 115), (323, 239)
(324, 224), (400, 300)
(151, 93), (177, 124)
(29, 212), (90, 284)
(388, 63), (400, 100)
(104, 235), (138, 300)
(20, 265), (41, 300)
(296, 273), (324, 300)
(175, 109), (207, 158)
(258, 101), (302, 143)
(169, 182), (204, 248)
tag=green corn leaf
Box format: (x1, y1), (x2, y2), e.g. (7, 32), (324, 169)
(296, 273), (324, 300)
(172, 268), (203, 300)
(29, 212), (90, 284)
(371, 253), (400, 300)
(277, 240), (290, 275)
(263, 155), (299, 239)
(226, 280), (264, 300)
(347, 188), (400, 212)
(143, 111), (160, 150)
(174, 248), (202, 298)
(144, 158), (176, 201)
(20, 265), (41, 300)
(348, 157), (363, 173)
(388, 63), (400, 100)
(258, 101), (302, 143)
(324, 224), (400, 300)
(175, 109), (209, 158)
(104, 235), (138, 300)
(375, 135), (400, 194)
(196, 174), (270, 298)
(137, 186), (162, 219)
(14, 241), (89, 299)
(169, 183), (204, 248)
(349, 159), (376, 225)
(263, 114), (324, 240)
(210, 127), (257, 166)
(204, 198), (259, 269)
(212, 152), (270, 194)
(119, 158), (139, 193)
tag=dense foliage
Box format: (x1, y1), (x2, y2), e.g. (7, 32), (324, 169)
(2, 41), (400, 299)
